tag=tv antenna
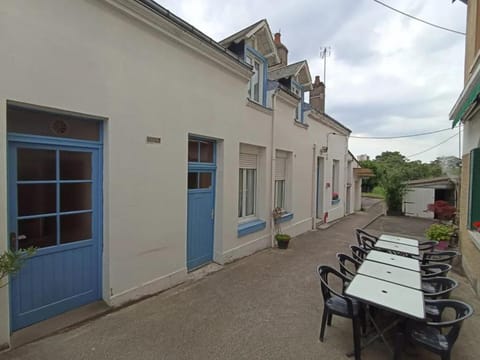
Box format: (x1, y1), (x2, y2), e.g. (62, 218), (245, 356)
(320, 47), (331, 86)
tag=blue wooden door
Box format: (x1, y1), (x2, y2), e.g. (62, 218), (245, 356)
(8, 142), (102, 331)
(187, 139), (215, 270)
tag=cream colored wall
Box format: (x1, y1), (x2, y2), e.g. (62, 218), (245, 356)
(0, 0), (356, 344)
(0, 0), (268, 343)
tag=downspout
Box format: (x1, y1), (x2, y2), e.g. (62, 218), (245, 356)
(311, 144), (317, 229)
(270, 89), (279, 248)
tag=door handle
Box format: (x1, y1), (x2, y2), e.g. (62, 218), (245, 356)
(9, 233), (27, 251)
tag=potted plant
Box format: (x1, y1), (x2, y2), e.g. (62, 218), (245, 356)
(1, 247), (35, 288)
(425, 224), (455, 250)
(273, 207), (291, 249)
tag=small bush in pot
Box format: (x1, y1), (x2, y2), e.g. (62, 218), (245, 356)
(273, 207), (291, 249)
(425, 224), (455, 250)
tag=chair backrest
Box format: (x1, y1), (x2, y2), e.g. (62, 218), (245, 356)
(421, 263), (452, 278)
(355, 229), (377, 250)
(422, 251), (459, 265)
(418, 240), (438, 252)
(336, 253), (361, 278)
(316, 265), (350, 302)
(425, 299), (474, 346)
(350, 245), (368, 262)
(422, 277), (459, 299)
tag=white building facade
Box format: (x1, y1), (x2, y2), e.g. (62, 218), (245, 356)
(0, 0), (361, 346)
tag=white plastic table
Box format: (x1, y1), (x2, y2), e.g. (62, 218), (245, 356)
(357, 260), (421, 290)
(345, 274), (425, 320)
(366, 250), (420, 272)
(379, 234), (419, 247)
(374, 240), (420, 256)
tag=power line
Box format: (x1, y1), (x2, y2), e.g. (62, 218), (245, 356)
(406, 133), (459, 158)
(350, 127), (451, 139)
(372, 0), (466, 36)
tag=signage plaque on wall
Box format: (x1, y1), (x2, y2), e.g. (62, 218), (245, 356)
(146, 136), (161, 144)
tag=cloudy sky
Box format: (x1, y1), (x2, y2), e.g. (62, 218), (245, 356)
(156, 0), (467, 162)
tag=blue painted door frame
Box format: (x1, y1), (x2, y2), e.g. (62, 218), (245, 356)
(186, 140), (216, 270)
(7, 135), (103, 331)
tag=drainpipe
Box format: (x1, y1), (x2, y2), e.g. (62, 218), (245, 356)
(311, 144), (317, 230)
(270, 89), (279, 248)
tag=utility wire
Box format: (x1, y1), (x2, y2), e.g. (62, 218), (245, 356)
(373, 0), (466, 36)
(406, 133), (459, 158)
(350, 127), (451, 139)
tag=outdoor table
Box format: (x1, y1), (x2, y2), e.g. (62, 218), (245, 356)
(374, 240), (420, 256)
(379, 234), (419, 247)
(345, 274), (425, 320)
(357, 260), (421, 290)
(366, 250), (420, 272)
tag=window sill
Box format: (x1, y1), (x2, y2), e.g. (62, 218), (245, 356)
(274, 212), (294, 224)
(468, 230), (480, 251)
(294, 120), (309, 129)
(246, 98), (273, 114)
(238, 219), (267, 237)
(331, 199), (340, 205)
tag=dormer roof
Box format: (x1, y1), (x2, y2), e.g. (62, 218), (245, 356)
(268, 60), (313, 91)
(220, 19), (280, 65)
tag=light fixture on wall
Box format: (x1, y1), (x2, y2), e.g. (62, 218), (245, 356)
(319, 146), (328, 154)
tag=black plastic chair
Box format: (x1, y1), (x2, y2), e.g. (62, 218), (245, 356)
(404, 299), (473, 360)
(421, 263), (452, 278)
(337, 253), (362, 279)
(419, 240), (438, 252)
(350, 245), (369, 262)
(421, 251), (459, 265)
(422, 277), (459, 299)
(355, 229), (378, 250)
(317, 265), (362, 360)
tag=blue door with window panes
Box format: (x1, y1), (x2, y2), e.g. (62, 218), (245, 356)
(187, 139), (215, 270)
(8, 142), (102, 331)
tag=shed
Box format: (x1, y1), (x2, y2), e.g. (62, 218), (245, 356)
(402, 177), (458, 219)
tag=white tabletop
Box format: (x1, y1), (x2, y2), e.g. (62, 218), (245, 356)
(346, 274), (425, 320)
(357, 260), (421, 290)
(379, 234), (419, 247)
(366, 250), (420, 272)
(374, 240), (420, 256)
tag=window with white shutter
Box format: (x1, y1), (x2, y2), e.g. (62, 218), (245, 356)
(239, 152), (257, 218)
(274, 151), (287, 209)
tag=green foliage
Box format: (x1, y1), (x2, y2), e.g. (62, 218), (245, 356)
(360, 152), (456, 213)
(425, 224), (455, 242)
(0, 248), (35, 288)
(371, 186), (386, 197)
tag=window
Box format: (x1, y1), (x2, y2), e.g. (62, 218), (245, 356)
(274, 151), (287, 209)
(332, 159), (340, 203)
(245, 49), (266, 105)
(292, 82), (303, 122)
(469, 148), (480, 229)
(188, 139), (214, 163)
(238, 153), (257, 218)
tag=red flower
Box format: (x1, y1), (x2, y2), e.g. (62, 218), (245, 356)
(473, 221), (480, 229)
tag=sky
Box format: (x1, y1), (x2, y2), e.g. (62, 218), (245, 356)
(156, 0), (467, 163)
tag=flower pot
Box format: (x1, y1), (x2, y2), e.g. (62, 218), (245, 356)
(277, 239), (289, 249)
(435, 240), (449, 250)
(276, 234), (291, 249)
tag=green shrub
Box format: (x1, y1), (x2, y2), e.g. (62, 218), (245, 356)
(0, 248), (35, 288)
(425, 224), (455, 242)
(371, 186), (386, 197)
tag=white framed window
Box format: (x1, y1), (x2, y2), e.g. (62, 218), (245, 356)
(238, 152), (257, 218)
(246, 55), (263, 104)
(332, 159), (340, 203)
(292, 82), (303, 121)
(274, 151), (287, 209)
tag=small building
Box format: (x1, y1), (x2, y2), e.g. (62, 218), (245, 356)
(402, 177), (458, 219)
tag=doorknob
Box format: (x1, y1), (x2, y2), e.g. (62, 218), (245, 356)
(9, 233), (27, 251)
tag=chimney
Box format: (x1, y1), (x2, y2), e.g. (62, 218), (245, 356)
(273, 32), (288, 66)
(310, 75), (325, 113)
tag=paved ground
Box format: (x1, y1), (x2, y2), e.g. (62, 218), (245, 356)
(2, 202), (480, 360)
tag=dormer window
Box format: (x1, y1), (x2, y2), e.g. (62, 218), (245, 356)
(245, 47), (267, 106)
(292, 81), (304, 122)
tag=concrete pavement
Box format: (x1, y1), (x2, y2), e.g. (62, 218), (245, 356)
(2, 201), (480, 360)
